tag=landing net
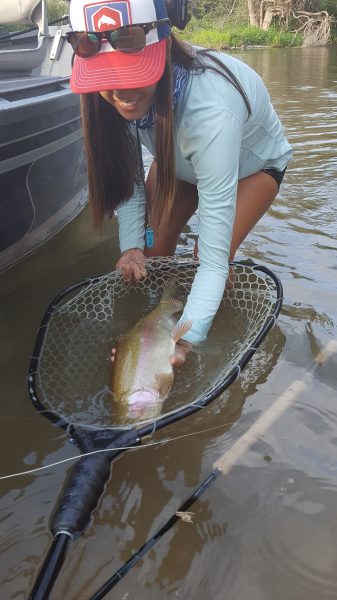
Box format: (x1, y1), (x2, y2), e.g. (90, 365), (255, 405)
(29, 257), (282, 431)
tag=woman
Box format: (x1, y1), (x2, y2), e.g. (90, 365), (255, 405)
(67, 0), (292, 362)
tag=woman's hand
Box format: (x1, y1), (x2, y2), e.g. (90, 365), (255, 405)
(170, 340), (193, 368)
(116, 248), (147, 282)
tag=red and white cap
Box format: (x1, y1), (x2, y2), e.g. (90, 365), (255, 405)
(69, 0), (171, 93)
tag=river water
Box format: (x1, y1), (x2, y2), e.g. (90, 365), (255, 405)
(0, 46), (336, 599)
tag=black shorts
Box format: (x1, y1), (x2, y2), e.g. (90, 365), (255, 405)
(262, 167), (287, 190)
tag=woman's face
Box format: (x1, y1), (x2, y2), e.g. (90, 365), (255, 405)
(99, 84), (157, 120)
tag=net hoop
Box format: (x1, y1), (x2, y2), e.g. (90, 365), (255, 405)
(28, 258), (283, 439)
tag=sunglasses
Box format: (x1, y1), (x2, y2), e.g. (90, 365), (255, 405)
(66, 19), (170, 59)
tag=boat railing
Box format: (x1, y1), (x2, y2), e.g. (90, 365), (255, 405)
(0, 0), (50, 74)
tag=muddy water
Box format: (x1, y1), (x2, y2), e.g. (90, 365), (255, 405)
(0, 46), (337, 599)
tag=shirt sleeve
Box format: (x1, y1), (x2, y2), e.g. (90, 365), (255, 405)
(179, 109), (243, 344)
(115, 181), (146, 253)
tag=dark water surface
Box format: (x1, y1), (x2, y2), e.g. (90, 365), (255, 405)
(1, 46), (337, 599)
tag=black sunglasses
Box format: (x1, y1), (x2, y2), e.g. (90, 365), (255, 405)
(66, 18), (170, 58)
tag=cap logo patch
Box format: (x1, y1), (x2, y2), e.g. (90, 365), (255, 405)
(84, 2), (131, 31)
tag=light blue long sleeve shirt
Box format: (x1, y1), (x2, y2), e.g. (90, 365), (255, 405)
(116, 52), (293, 344)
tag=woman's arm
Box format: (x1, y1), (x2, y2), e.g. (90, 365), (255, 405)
(180, 109), (243, 344)
(115, 182), (146, 254)
(115, 182), (147, 280)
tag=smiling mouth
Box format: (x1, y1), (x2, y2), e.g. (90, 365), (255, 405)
(115, 98), (140, 110)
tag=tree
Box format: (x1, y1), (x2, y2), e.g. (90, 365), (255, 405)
(190, 0), (237, 21)
(246, 0), (335, 44)
(247, 0), (292, 29)
(247, 0), (261, 26)
(292, 7), (335, 45)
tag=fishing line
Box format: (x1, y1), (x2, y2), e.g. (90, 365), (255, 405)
(0, 420), (239, 481)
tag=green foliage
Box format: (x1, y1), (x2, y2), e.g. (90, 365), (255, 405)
(179, 22), (303, 48)
(2, 0), (68, 30)
(309, 0), (337, 16)
(46, 0), (69, 22)
(190, 0), (248, 25)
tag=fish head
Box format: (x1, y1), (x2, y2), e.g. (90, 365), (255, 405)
(127, 389), (162, 421)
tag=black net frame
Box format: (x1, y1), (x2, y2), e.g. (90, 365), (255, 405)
(28, 258), (283, 443)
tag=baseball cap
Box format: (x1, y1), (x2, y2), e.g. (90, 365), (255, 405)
(69, 0), (171, 93)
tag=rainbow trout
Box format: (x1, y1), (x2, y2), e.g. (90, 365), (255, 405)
(112, 280), (192, 421)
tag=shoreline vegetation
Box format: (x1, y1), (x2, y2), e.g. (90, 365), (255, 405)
(180, 1), (337, 49)
(178, 20), (305, 48)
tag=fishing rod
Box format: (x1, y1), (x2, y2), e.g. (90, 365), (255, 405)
(27, 258), (283, 599)
(89, 469), (221, 600)
(88, 339), (337, 599)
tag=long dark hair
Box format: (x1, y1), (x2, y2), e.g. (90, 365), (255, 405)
(80, 35), (251, 231)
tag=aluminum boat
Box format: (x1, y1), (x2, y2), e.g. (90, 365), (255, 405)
(0, 0), (87, 272)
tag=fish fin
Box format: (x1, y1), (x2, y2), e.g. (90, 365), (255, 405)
(155, 373), (174, 396)
(171, 320), (193, 342)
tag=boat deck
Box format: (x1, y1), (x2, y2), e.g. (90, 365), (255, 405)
(0, 74), (69, 100)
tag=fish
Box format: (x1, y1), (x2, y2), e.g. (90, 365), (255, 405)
(97, 15), (117, 29)
(112, 279), (192, 422)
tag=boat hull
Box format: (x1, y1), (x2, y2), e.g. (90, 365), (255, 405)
(0, 81), (87, 271)
(0, 17), (88, 273)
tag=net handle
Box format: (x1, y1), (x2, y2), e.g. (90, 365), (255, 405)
(51, 427), (140, 536)
(29, 428), (141, 599)
(29, 451), (114, 600)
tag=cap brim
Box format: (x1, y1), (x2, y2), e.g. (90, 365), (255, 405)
(70, 39), (166, 93)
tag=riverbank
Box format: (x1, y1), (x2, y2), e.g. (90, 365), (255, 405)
(178, 19), (337, 49)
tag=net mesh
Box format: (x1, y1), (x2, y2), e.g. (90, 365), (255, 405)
(34, 257), (280, 430)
